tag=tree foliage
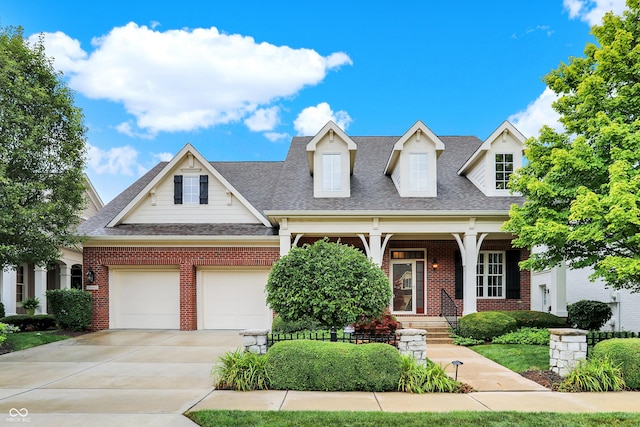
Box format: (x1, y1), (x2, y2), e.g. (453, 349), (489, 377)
(503, 1), (640, 291)
(265, 239), (392, 328)
(0, 26), (87, 268)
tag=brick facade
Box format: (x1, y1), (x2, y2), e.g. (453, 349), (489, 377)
(83, 246), (280, 331)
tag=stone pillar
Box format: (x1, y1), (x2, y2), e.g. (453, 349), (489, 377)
(397, 329), (427, 364)
(240, 329), (269, 354)
(549, 328), (588, 377)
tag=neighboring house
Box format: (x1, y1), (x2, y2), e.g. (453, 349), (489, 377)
(78, 120), (530, 331)
(532, 264), (640, 332)
(1, 176), (104, 316)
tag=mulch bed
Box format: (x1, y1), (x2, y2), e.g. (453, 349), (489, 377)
(520, 369), (564, 389)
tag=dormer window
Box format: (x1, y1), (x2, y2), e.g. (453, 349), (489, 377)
(322, 154), (342, 192)
(183, 176), (199, 204)
(408, 153), (428, 191)
(495, 153), (514, 190)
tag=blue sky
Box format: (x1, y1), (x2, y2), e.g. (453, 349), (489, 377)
(2, 0), (627, 202)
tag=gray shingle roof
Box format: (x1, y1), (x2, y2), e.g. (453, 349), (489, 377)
(79, 134), (522, 238)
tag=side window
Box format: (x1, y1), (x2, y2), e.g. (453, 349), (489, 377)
(16, 265), (24, 303)
(495, 153), (514, 190)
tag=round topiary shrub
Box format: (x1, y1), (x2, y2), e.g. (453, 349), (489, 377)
(591, 338), (640, 390)
(266, 340), (402, 391)
(567, 300), (612, 331)
(457, 311), (517, 341)
(499, 310), (567, 329)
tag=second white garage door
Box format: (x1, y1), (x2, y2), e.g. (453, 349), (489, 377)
(199, 268), (271, 330)
(110, 268), (180, 329)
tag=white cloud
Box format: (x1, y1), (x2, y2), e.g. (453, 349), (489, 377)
(35, 23), (352, 136)
(152, 152), (175, 162)
(264, 132), (290, 142)
(87, 144), (140, 176)
(244, 106), (280, 132)
(508, 87), (563, 138)
(293, 102), (353, 135)
(563, 0), (627, 26)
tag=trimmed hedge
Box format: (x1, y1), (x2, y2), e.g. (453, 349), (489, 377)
(457, 311), (517, 341)
(0, 301), (5, 318)
(499, 310), (567, 329)
(592, 338), (640, 390)
(46, 289), (92, 331)
(0, 315), (56, 331)
(266, 340), (402, 391)
(567, 300), (612, 331)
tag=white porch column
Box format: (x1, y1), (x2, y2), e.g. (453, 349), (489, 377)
(60, 264), (71, 290)
(2, 269), (17, 315)
(34, 266), (47, 314)
(463, 231), (478, 316)
(279, 218), (291, 257)
(553, 261), (568, 317)
(369, 231), (382, 266)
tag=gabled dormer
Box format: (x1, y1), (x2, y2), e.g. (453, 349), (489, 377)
(306, 121), (357, 198)
(457, 121), (526, 197)
(384, 121), (445, 197)
(107, 143), (271, 227)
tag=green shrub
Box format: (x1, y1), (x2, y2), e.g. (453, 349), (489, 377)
(397, 355), (464, 393)
(266, 239), (392, 328)
(266, 340), (402, 391)
(567, 300), (612, 330)
(499, 310), (567, 329)
(0, 302), (5, 318)
(592, 338), (640, 389)
(556, 357), (625, 392)
(452, 335), (484, 346)
(46, 289), (92, 331)
(271, 315), (322, 334)
(0, 315), (56, 331)
(492, 328), (550, 345)
(457, 311), (517, 341)
(213, 349), (270, 391)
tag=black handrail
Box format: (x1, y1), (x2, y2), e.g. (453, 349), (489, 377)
(440, 288), (459, 330)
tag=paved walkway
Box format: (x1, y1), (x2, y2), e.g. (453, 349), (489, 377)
(0, 330), (639, 426)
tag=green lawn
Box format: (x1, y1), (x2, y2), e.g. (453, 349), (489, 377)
(187, 410), (640, 427)
(469, 344), (549, 372)
(3, 331), (70, 352)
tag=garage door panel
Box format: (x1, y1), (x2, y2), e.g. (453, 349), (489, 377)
(111, 269), (180, 329)
(201, 269), (271, 330)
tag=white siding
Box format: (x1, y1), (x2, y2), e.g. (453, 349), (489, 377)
(122, 157), (262, 224)
(466, 160), (487, 195)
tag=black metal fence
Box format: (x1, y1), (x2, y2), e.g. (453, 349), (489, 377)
(586, 331), (639, 357)
(268, 329), (398, 349)
(440, 288), (459, 330)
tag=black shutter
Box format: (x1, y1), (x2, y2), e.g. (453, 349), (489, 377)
(174, 175), (183, 204)
(454, 250), (463, 299)
(199, 175), (208, 204)
(506, 250), (521, 299)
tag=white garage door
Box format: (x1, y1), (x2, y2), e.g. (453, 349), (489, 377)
(110, 269), (180, 329)
(199, 269), (271, 329)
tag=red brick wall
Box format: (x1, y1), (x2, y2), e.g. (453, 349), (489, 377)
(83, 246), (280, 331)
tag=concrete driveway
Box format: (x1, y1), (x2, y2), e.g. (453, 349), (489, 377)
(0, 329), (242, 426)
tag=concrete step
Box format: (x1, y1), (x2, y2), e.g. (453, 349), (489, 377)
(397, 316), (455, 344)
(426, 337), (455, 344)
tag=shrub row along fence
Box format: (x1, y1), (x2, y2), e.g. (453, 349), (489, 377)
(586, 331), (639, 357)
(268, 330), (398, 348)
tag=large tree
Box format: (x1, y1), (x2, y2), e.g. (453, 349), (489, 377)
(0, 26), (87, 268)
(504, 0), (640, 292)
(266, 239), (392, 328)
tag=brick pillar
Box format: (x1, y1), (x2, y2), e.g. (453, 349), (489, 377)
(549, 328), (588, 377)
(397, 328), (427, 364)
(179, 263), (197, 331)
(240, 329), (269, 354)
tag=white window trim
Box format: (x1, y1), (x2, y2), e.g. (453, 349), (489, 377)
(476, 251), (505, 299)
